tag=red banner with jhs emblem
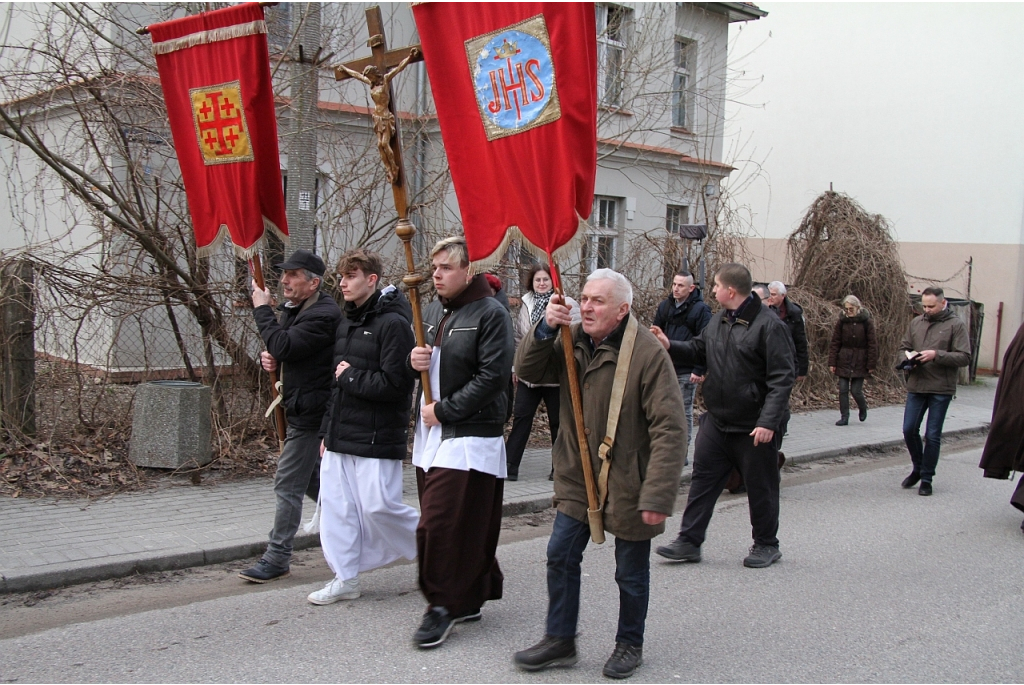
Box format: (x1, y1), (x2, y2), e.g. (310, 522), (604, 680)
(413, 3), (597, 265)
(150, 3), (287, 258)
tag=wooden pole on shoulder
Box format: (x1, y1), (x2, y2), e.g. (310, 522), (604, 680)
(249, 255), (287, 451)
(548, 258), (604, 544)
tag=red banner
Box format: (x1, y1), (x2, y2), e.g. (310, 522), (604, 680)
(150, 3), (287, 258)
(413, 2), (597, 265)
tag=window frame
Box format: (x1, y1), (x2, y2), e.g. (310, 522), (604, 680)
(584, 196), (621, 272)
(596, 4), (630, 108)
(671, 37), (694, 129)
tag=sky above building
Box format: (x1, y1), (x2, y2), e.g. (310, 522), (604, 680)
(724, 2), (1024, 245)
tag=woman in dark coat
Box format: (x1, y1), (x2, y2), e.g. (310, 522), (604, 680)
(979, 321), (1024, 529)
(828, 295), (878, 425)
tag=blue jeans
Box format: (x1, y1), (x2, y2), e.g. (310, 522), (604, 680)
(545, 512), (650, 646)
(677, 376), (697, 463)
(902, 392), (953, 483)
(263, 424), (321, 568)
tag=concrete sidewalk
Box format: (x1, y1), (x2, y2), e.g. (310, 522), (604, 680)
(0, 379), (996, 594)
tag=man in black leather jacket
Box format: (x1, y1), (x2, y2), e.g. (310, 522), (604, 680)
(654, 263), (794, 569)
(241, 249), (342, 583)
(407, 236), (514, 649)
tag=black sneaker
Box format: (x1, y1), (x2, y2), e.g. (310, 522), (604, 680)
(655, 536), (701, 562)
(835, 417), (849, 426)
(452, 608), (481, 624)
(602, 642), (643, 679)
(901, 472), (921, 489)
(513, 635), (578, 671)
(238, 559), (289, 583)
(859, 407), (868, 422)
(743, 544), (782, 568)
(919, 481), (932, 496)
(413, 607), (453, 649)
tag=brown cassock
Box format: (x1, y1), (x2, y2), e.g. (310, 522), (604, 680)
(415, 466), (504, 615)
(979, 321), (1024, 511)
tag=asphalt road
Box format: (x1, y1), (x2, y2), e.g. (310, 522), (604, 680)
(2, 443), (1022, 683)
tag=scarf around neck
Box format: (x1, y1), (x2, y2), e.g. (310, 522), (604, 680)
(531, 290), (553, 325)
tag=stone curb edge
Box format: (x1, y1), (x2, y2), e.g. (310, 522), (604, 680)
(0, 424), (988, 595)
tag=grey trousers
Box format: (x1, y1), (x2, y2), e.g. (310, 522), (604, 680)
(263, 424), (322, 569)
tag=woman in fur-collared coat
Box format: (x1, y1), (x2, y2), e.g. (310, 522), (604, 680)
(828, 295), (878, 426)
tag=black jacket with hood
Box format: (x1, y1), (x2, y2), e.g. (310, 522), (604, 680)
(408, 274), (514, 439)
(668, 293), (795, 433)
(320, 286), (416, 460)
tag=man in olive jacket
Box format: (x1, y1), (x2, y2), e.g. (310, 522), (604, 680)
(512, 269), (686, 680)
(898, 286), (971, 496)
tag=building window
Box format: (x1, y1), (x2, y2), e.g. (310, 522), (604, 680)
(583, 196), (620, 272)
(596, 4), (630, 108)
(666, 204), (690, 235)
(672, 38), (693, 128)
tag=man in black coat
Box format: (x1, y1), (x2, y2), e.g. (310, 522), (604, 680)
(651, 271), (712, 464)
(655, 264), (795, 569)
(407, 236), (515, 649)
(308, 248), (419, 605)
(767, 281), (809, 380)
(240, 249), (341, 583)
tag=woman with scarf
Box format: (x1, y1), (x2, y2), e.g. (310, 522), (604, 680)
(505, 264), (580, 480)
(828, 295), (878, 425)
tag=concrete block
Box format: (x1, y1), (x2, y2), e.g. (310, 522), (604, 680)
(129, 381), (212, 469)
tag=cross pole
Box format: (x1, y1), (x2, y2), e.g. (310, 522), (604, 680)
(335, 6), (432, 403)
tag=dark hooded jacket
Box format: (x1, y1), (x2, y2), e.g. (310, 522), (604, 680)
(320, 286), (416, 460)
(652, 287), (712, 376)
(668, 293), (795, 433)
(774, 296), (809, 377)
(254, 291), (342, 430)
(979, 321), (1024, 479)
(409, 274), (514, 439)
(828, 308), (878, 378)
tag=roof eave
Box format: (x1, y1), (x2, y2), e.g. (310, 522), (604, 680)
(695, 2), (768, 23)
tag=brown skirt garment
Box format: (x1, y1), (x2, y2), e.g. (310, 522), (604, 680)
(415, 466), (504, 615)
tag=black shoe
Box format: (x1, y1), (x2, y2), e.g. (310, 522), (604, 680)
(777, 452), (786, 470)
(414, 607), (453, 649)
(743, 544), (782, 568)
(452, 608), (481, 624)
(859, 407), (868, 422)
(729, 483), (747, 494)
(901, 472), (921, 489)
(513, 635), (578, 671)
(835, 417), (849, 426)
(506, 474), (518, 481)
(603, 642), (643, 679)
(655, 536), (702, 562)
(919, 481), (932, 496)
(238, 559), (289, 583)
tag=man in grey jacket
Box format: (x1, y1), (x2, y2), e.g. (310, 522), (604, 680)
(898, 287), (971, 496)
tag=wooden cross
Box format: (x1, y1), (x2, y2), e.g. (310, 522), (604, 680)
(335, 6), (433, 402)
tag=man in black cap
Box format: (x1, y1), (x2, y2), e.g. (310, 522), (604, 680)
(240, 249), (342, 583)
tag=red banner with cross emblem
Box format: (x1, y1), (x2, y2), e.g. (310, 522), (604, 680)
(413, 3), (596, 266)
(150, 3), (287, 258)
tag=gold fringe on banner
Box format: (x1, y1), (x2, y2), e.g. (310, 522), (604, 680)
(152, 19), (267, 56)
(193, 215), (289, 260)
(468, 214), (590, 275)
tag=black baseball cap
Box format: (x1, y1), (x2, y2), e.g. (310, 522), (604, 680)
(276, 249), (326, 277)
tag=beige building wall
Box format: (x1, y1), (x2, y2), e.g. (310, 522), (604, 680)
(744, 238), (1024, 372)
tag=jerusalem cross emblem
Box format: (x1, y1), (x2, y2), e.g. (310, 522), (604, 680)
(189, 81), (254, 165)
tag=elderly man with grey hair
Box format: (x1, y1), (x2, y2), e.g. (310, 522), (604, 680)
(766, 281), (809, 380)
(513, 268), (686, 679)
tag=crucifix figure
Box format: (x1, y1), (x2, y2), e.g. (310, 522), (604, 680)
(336, 46), (419, 183)
(334, 6), (433, 402)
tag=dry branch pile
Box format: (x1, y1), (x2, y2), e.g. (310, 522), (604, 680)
(786, 191), (909, 410)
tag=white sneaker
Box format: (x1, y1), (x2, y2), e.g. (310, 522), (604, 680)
(307, 576), (360, 605)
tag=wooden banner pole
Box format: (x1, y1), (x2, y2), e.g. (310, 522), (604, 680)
(249, 255), (288, 451)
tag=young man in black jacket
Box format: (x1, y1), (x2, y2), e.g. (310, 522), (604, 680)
(241, 249), (342, 583)
(307, 249), (419, 604)
(407, 236), (515, 649)
(654, 263), (795, 569)
(651, 271), (712, 464)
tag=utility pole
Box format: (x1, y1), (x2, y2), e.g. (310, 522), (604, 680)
(284, 3), (320, 256)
